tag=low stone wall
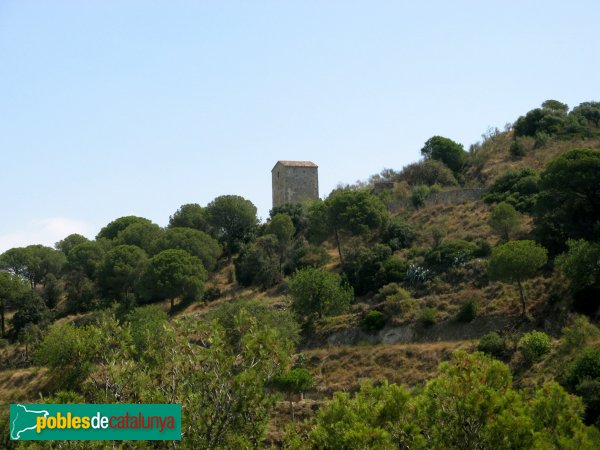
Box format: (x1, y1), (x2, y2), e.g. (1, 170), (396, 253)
(388, 187), (488, 212)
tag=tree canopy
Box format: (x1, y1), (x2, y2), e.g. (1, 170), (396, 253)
(420, 136), (466, 174)
(139, 249), (207, 310)
(488, 240), (548, 316)
(206, 195), (258, 256)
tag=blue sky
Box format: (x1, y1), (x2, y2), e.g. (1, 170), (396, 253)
(1, 1), (599, 252)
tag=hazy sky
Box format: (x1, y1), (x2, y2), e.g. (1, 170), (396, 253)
(1, 1), (599, 252)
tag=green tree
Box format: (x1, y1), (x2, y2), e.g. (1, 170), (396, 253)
(542, 99), (569, 114)
(288, 267), (353, 320)
(381, 216), (416, 250)
(55, 233), (89, 255)
(96, 216), (152, 240)
(0, 272), (28, 337)
(34, 322), (98, 385)
(535, 148), (600, 253)
(154, 227), (222, 271)
(139, 249), (207, 310)
(489, 202), (521, 241)
(63, 241), (106, 312)
(488, 240), (548, 317)
(519, 331), (552, 363)
(483, 168), (540, 213)
(420, 135), (466, 174)
(288, 351), (596, 449)
(12, 291), (51, 335)
(208, 298), (301, 347)
(274, 368), (314, 420)
(324, 189), (388, 264)
(0, 245), (66, 288)
(269, 203), (308, 236)
(96, 245), (147, 300)
(65, 241), (106, 278)
(83, 313), (291, 449)
(235, 235), (282, 290)
(570, 101), (600, 127)
(206, 195), (258, 256)
(168, 203), (210, 232)
(513, 101), (569, 137)
(556, 239), (600, 292)
(126, 305), (168, 358)
(114, 221), (163, 253)
(266, 213), (295, 271)
(299, 380), (413, 450)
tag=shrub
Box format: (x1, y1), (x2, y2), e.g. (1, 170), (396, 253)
(483, 168), (540, 213)
(203, 286), (221, 302)
(420, 307), (438, 327)
(519, 331), (552, 364)
(560, 315), (600, 353)
(377, 282), (408, 300)
(381, 217), (416, 250)
(425, 239), (478, 273)
(288, 243), (330, 273)
(274, 368), (314, 395)
(406, 264), (431, 286)
(478, 332), (505, 358)
(456, 299), (478, 323)
(343, 244), (393, 295)
(289, 267), (353, 320)
(510, 139), (525, 159)
(361, 310), (387, 332)
(567, 346), (600, 387)
(396, 159), (458, 187)
(411, 185), (430, 208)
(235, 235), (282, 290)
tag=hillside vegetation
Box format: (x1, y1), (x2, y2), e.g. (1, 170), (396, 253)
(2, 99), (600, 449)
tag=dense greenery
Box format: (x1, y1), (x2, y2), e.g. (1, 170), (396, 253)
(287, 351), (597, 449)
(535, 148), (600, 253)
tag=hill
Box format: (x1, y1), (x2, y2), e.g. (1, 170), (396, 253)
(2, 99), (600, 449)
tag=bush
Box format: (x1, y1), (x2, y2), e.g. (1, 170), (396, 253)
(235, 235), (282, 290)
(567, 346), (600, 387)
(425, 239), (478, 273)
(483, 168), (540, 213)
(381, 217), (416, 250)
(519, 331), (552, 364)
(361, 310), (387, 332)
(510, 139), (525, 159)
(343, 244), (393, 295)
(567, 346), (600, 425)
(456, 299), (478, 323)
(420, 307), (438, 327)
(289, 267), (353, 320)
(411, 185), (430, 208)
(478, 332), (505, 358)
(203, 286), (221, 302)
(274, 368), (314, 394)
(560, 315), (600, 353)
(396, 159), (458, 187)
(406, 264), (431, 286)
(288, 243), (330, 273)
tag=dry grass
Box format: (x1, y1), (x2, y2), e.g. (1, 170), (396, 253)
(468, 131), (600, 185)
(0, 367), (50, 405)
(302, 340), (474, 395)
(408, 200), (495, 246)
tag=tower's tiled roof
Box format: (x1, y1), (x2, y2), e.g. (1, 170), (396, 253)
(272, 161), (318, 170)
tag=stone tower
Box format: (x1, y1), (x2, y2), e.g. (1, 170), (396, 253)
(272, 161), (319, 208)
